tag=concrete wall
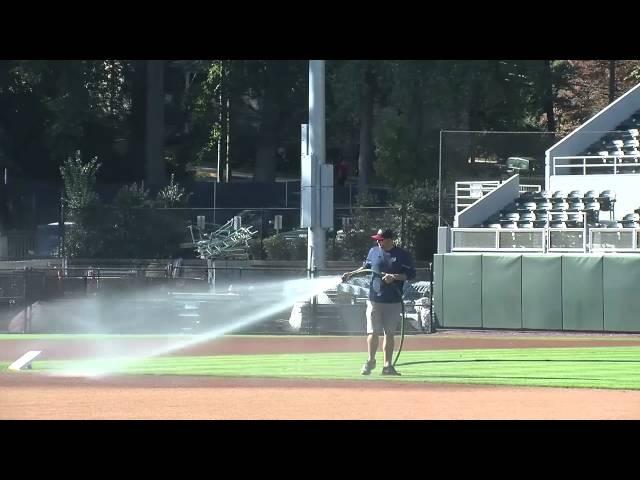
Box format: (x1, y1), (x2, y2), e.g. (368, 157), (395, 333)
(454, 175), (520, 228)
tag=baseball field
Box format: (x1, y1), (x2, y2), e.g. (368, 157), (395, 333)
(2, 330), (640, 419)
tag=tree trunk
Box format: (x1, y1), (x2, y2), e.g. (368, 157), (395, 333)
(226, 91), (234, 182)
(216, 61), (225, 183)
(254, 99), (279, 183)
(224, 94), (231, 183)
(144, 60), (166, 190)
(543, 60), (556, 132)
(129, 60), (146, 181)
(609, 60), (616, 104)
(357, 67), (375, 198)
(466, 71), (484, 167)
(220, 61), (231, 183)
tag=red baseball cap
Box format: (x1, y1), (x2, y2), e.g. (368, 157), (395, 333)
(371, 229), (395, 241)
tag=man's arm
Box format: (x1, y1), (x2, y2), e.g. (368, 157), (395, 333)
(342, 265), (366, 281)
(342, 250), (372, 282)
(383, 250), (416, 283)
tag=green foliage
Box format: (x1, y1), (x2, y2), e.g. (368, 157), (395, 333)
(247, 238), (265, 260)
(113, 181), (152, 208)
(5, 58), (640, 188)
(59, 151), (102, 257)
(156, 173), (192, 208)
(333, 192), (395, 261)
(60, 165), (193, 258)
(99, 207), (186, 259)
(389, 181), (438, 252)
(60, 151), (100, 211)
(334, 230), (373, 262)
(8, 58), (640, 260)
(262, 234), (306, 260)
(331, 182), (437, 260)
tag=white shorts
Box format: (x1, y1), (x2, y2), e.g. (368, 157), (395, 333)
(366, 300), (402, 335)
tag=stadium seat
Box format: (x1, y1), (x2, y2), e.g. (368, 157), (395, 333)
(599, 190), (616, 211)
(534, 190), (550, 200)
(517, 201), (537, 212)
(549, 211), (568, 222)
(568, 190), (582, 199)
(567, 198), (585, 211)
(566, 211), (584, 226)
(551, 199), (569, 210)
(583, 190), (598, 200)
(536, 200), (553, 211)
(500, 212), (519, 222)
(549, 221), (567, 229)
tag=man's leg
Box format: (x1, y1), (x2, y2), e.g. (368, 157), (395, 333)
(362, 301), (381, 374)
(367, 334), (379, 362)
(382, 333), (394, 367)
(380, 302), (402, 375)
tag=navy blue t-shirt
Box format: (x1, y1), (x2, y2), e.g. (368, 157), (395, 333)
(363, 245), (416, 303)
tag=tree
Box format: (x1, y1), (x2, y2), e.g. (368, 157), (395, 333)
(328, 60), (394, 193)
(542, 60), (556, 132)
(144, 60), (165, 189)
(59, 151), (102, 257)
(609, 60), (616, 104)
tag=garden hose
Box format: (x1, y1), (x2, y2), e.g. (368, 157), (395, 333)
(342, 268), (407, 368)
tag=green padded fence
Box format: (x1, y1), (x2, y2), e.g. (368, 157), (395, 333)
(522, 255), (562, 330)
(603, 255), (640, 332)
(482, 254), (522, 329)
(433, 253), (640, 332)
(562, 255), (603, 331)
(441, 254), (482, 328)
(433, 254), (444, 327)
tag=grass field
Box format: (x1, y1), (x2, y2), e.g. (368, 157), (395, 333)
(5, 346), (640, 390)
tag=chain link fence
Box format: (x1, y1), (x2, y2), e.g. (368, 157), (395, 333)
(439, 131), (559, 227)
(0, 263), (433, 336)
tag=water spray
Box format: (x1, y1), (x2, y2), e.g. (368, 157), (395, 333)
(49, 275), (344, 378)
(342, 268), (407, 368)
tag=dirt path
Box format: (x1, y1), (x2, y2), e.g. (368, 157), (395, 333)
(2, 373), (639, 419)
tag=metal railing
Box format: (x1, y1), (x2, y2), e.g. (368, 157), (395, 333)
(451, 227), (639, 253)
(520, 184), (543, 193)
(547, 228), (587, 252)
(552, 155), (640, 176)
(589, 228), (639, 252)
(452, 228), (546, 252)
(455, 181), (500, 214)
(455, 181), (541, 214)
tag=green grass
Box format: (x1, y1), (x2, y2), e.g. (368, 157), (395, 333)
(7, 346), (640, 391)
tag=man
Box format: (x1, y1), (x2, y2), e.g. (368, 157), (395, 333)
(342, 228), (416, 376)
(336, 157), (349, 186)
